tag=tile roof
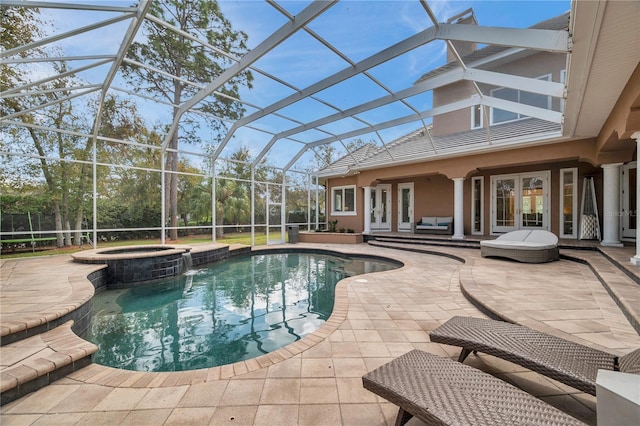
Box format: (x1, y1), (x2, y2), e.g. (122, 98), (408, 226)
(318, 118), (561, 175)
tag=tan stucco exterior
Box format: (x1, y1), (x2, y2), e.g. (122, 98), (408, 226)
(325, 142), (605, 236)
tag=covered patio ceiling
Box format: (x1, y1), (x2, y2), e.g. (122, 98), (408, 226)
(1, 0), (637, 176)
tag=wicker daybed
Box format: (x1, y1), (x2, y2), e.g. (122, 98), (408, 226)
(480, 229), (559, 263)
(362, 349), (586, 426)
(429, 316), (640, 396)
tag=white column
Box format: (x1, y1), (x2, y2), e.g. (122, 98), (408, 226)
(630, 132), (640, 265)
(453, 177), (465, 240)
(363, 186), (372, 235)
(601, 163), (624, 247)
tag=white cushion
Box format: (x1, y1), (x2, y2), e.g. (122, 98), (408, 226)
(524, 230), (558, 245)
(496, 230), (531, 242)
(420, 216), (436, 226)
(436, 216), (453, 226)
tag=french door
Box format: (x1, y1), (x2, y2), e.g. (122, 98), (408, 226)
(622, 162), (636, 238)
(370, 184), (391, 231)
(397, 183), (414, 232)
(491, 172), (550, 233)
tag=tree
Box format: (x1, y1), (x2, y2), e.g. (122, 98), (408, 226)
(2, 6), (156, 246)
(96, 124), (164, 240)
(122, 0), (253, 240)
(216, 147), (269, 235)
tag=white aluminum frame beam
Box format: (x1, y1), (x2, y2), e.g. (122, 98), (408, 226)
(1, 1), (137, 13)
(1, 58), (113, 97)
(465, 68), (565, 97)
(481, 96), (563, 123)
(98, 1), (150, 103)
(273, 67), (562, 143)
(2, 87), (102, 121)
(436, 23), (569, 53)
(293, 94), (561, 157)
(3, 55), (116, 64)
(1, 13), (134, 58)
(252, 64), (563, 168)
(0, 84), (102, 99)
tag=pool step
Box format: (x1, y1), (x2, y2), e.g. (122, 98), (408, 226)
(0, 320), (97, 405)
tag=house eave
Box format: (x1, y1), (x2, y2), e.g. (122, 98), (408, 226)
(320, 131), (569, 178)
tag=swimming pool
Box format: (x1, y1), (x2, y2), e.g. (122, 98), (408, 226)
(89, 251), (401, 372)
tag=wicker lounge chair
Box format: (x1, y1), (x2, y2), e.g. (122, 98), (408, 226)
(480, 229), (559, 263)
(429, 316), (640, 396)
(362, 349), (586, 426)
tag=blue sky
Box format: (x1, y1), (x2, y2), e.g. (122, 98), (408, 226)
(35, 0), (571, 171)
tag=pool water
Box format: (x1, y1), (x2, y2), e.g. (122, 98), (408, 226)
(89, 252), (400, 372)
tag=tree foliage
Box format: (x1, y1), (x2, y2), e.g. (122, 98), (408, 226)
(123, 0), (252, 142)
(0, 6), (43, 105)
(122, 0), (253, 240)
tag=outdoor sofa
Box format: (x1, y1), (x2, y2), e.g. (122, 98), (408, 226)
(362, 349), (586, 426)
(480, 229), (559, 263)
(429, 316), (640, 396)
(414, 216), (453, 235)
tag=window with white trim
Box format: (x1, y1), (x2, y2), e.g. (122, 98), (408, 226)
(471, 176), (484, 234)
(471, 104), (483, 129)
(490, 74), (552, 125)
(332, 185), (356, 215)
(560, 69), (566, 113)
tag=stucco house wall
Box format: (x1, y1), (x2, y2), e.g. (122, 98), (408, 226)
(432, 52), (567, 137)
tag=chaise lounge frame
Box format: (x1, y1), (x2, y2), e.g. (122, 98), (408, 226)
(429, 316), (640, 396)
(362, 349), (586, 426)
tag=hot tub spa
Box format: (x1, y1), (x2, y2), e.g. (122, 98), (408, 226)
(72, 245), (193, 285)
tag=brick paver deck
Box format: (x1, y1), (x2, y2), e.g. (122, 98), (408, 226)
(1, 242), (639, 425)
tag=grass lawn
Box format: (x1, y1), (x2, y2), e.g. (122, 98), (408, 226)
(0, 232), (268, 259)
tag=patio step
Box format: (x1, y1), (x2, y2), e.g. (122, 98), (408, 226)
(369, 238), (640, 337)
(561, 249), (640, 336)
(0, 320), (97, 405)
(367, 234), (481, 249)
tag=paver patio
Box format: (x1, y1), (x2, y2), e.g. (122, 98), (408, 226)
(1, 241), (639, 425)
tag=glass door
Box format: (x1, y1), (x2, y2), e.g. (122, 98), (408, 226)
(520, 175), (545, 229)
(397, 183), (414, 232)
(491, 172), (549, 234)
(471, 177), (484, 235)
(370, 184), (391, 231)
(560, 168), (577, 238)
(622, 162), (636, 238)
(492, 175), (518, 233)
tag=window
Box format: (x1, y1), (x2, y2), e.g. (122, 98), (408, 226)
(332, 185), (356, 215)
(471, 104), (483, 129)
(560, 69), (566, 113)
(471, 177), (484, 234)
(490, 74), (552, 124)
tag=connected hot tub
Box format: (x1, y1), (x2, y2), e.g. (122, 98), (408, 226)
(71, 245), (193, 286)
